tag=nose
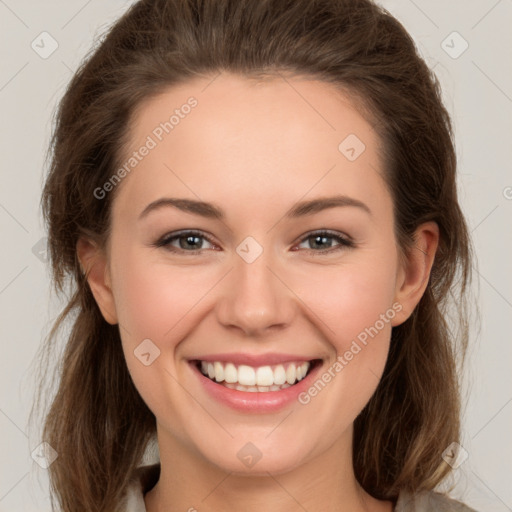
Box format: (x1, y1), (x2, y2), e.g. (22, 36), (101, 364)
(215, 248), (296, 337)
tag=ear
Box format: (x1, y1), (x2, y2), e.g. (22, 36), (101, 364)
(391, 221), (439, 327)
(76, 237), (118, 325)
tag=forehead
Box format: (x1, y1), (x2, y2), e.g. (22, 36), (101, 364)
(111, 72), (390, 224)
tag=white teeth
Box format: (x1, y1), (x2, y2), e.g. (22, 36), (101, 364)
(198, 360), (312, 390)
(300, 362), (308, 380)
(297, 362), (308, 380)
(285, 364), (296, 385)
(256, 366), (274, 386)
(214, 361), (224, 382)
(273, 364), (286, 385)
(232, 383), (290, 392)
(238, 365), (256, 386)
(224, 363), (238, 383)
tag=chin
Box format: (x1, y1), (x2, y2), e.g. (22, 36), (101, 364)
(213, 451), (307, 476)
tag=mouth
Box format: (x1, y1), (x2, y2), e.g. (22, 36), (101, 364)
(192, 358), (323, 392)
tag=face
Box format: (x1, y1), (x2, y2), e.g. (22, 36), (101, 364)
(81, 72), (435, 476)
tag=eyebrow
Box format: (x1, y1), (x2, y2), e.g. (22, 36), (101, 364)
(138, 194), (372, 221)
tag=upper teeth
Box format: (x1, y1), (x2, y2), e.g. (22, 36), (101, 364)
(200, 361), (311, 386)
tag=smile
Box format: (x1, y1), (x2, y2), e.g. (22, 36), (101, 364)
(189, 354), (324, 412)
(196, 360), (315, 392)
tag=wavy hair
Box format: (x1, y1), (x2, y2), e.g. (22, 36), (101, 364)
(33, 0), (474, 510)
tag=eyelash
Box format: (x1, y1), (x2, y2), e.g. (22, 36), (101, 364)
(153, 229), (355, 255)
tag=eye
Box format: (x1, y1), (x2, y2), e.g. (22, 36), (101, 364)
(154, 230), (216, 254)
(294, 230), (354, 254)
(153, 229), (354, 255)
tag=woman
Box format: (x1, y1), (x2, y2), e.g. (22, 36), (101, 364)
(35, 0), (477, 510)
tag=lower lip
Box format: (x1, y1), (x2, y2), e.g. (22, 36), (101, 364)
(189, 360), (323, 413)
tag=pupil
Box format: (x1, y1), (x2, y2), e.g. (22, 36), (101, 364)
(182, 235), (201, 250)
(312, 235), (330, 249)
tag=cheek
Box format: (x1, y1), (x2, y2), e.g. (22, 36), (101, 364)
(110, 247), (222, 405)
(295, 261), (397, 420)
(111, 248), (212, 343)
(111, 250), (211, 432)
(297, 250), (398, 348)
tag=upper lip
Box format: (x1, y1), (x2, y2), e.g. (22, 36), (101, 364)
(190, 352), (320, 367)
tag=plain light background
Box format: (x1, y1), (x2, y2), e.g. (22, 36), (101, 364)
(0, 0), (511, 510)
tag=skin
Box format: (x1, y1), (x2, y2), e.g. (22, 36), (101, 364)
(77, 72), (439, 512)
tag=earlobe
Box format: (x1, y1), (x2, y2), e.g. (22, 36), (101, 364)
(391, 221), (439, 327)
(76, 237), (118, 325)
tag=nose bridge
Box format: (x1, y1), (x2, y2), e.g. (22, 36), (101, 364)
(216, 238), (294, 335)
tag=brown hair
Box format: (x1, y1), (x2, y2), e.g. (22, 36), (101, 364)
(33, 0), (474, 510)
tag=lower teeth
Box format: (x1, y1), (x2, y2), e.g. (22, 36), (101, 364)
(220, 381), (292, 392)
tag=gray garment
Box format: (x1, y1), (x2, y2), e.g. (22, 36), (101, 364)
(395, 489), (478, 511)
(121, 464), (478, 511)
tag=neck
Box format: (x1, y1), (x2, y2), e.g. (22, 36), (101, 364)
(144, 425), (393, 512)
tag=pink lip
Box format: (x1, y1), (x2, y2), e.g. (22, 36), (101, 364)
(189, 359), (323, 413)
(190, 352), (315, 366)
